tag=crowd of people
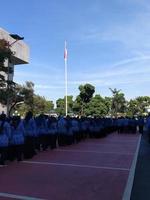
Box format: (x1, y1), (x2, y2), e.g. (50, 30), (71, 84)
(0, 111), (147, 166)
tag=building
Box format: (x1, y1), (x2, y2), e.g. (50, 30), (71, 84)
(0, 28), (29, 114)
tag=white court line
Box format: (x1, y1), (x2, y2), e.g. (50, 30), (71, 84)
(84, 140), (138, 145)
(80, 142), (137, 147)
(55, 149), (134, 155)
(0, 165), (8, 168)
(22, 161), (130, 171)
(122, 134), (141, 200)
(0, 192), (45, 200)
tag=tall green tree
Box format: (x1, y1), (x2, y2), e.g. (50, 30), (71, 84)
(110, 88), (126, 117)
(127, 96), (150, 117)
(56, 96), (74, 115)
(0, 39), (14, 115)
(20, 81), (34, 112)
(16, 92), (54, 117)
(7, 83), (25, 116)
(0, 39), (13, 87)
(104, 97), (112, 115)
(56, 98), (65, 115)
(14, 82), (35, 116)
(33, 95), (54, 115)
(84, 94), (108, 117)
(77, 83), (95, 115)
(72, 95), (82, 115)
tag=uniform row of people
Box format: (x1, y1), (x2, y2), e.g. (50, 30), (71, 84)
(0, 112), (146, 165)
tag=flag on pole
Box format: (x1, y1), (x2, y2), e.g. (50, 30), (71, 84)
(64, 41), (68, 61)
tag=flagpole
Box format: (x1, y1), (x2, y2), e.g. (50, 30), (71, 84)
(64, 41), (68, 116)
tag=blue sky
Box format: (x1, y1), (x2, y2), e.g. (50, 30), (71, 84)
(1, 0), (150, 103)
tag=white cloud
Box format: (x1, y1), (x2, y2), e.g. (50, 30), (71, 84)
(35, 84), (64, 89)
(69, 55), (150, 81)
(72, 2), (150, 56)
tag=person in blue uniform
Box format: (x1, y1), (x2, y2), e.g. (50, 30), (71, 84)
(57, 116), (67, 146)
(10, 116), (25, 161)
(137, 116), (144, 134)
(0, 114), (10, 165)
(46, 116), (58, 149)
(23, 111), (37, 159)
(70, 117), (79, 143)
(35, 114), (47, 151)
(146, 114), (150, 143)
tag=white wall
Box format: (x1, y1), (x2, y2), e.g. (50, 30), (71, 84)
(0, 27), (29, 64)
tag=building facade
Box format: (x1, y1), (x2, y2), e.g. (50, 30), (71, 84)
(0, 28), (29, 114)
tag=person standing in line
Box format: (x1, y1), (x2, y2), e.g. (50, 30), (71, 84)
(57, 116), (67, 146)
(146, 114), (150, 143)
(66, 116), (74, 145)
(138, 116), (144, 134)
(0, 114), (10, 165)
(71, 117), (79, 143)
(23, 111), (37, 159)
(36, 114), (47, 151)
(46, 116), (58, 149)
(10, 116), (25, 161)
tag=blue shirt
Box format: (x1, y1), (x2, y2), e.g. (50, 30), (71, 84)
(0, 121), (9, 147)
(10, 121), (25, 145)
(23, 118), (37, 137)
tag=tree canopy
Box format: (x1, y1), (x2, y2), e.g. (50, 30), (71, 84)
(84, 95), (108, 117)
(76, 83), (95, 115)
(109, 88), (126, 117)
(0, 39), (13, 87)
(56, 96), (74, 116)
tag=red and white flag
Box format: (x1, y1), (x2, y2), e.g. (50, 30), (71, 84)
(64, 41), (68, 61)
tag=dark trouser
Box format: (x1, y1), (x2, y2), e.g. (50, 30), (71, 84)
(66, 135), (74, 145)
(147, 129), (150, 143)
(35, 136), (41, 151)
(7, 145), (15, 161)
(49, 134), (57, 149)
(117, 126), (122, 134)
(41, 134), (48, 151)
(58, 134), (66, 146)
(131, 126), (137, 133)
(24, 136), (36, 159)
(0, 146), (8, 165)
(75, 132), (81, 143)
(95, 131), (101, 138)
(139, 125), (143, 134)
(13, 144), (24, 161)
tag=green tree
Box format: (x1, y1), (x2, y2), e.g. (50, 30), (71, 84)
(20, 81), (34, 112)
(77, 83), (95, 115)
(7, 83), (25, 116)
(79, 84), (95, 103)
(14, 82), (35, 116)
(33, 95), (54, 115)
(0, 39), (15, 115)
(127, 96), (150, 117)
(110, 88), (126, 117)
(104, 97), (112, 115)
(126, 99), (139, 117)
(56, 98), (65, 115)
(0, 39), (13, 87)
(16, 93), (54, 117)
(0, 81), (34, 116)
(84, 94), (108, 117)
(72, 95), (82, 115)
(56, 96), (74, 116)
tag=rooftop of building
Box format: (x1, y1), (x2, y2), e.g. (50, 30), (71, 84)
(0, 27), (29, 65)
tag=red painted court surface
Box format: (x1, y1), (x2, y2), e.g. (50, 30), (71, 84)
(0, 133), (140, 200)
